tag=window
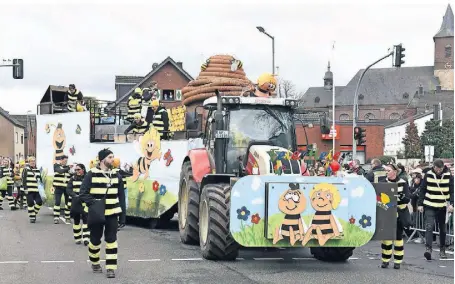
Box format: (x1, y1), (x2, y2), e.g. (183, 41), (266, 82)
(402, 92), (409, 99)
(359, 94), (364, 100)
(21, 134), (23, 144)
(364, 113), (375, 121)
(445, 45), (452, 58)
(389, 113), (401, 120)
(314, 97), (320, 103)
(339, 114), (350, 121)
(162, 89), (175, 101)
(15, 132), (18, 143)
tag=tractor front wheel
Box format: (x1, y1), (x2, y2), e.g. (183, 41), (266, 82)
(199, 183), (239, 261)
(310, 247), (354, 262)
(178, 161), (200, 245)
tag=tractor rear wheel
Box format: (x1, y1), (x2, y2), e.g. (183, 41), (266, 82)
(178, 161), (200, 245)
(310, 247), (354, 262)
(199, 183), (239, 261)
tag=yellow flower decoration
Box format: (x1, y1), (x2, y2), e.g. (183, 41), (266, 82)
(139, 183), (145, 193)
(50, 187), (55, 194)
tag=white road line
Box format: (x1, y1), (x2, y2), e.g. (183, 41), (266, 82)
(237, 258), (245, 261)
(440, 259), (454, 261)
(433, 249), (454, 255)
(292, 257), (316, 260)
(368, 257), (377, 260)
(41, 260), (74, 263)
(439, 265), (447, 268)
(128, 259), (160, 262)
(171, 258), (203, 261)
(0, 261), (28, 264)
(253, 258), (283, 261)
(348, 257), (360, 260)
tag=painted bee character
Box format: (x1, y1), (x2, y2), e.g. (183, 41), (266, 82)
(230, 58), (243, 71)
(52, 123), (66, 164)
(301, 183), (343, 247)
(131, 127), (162, 182)
(273, 183), (308, 246)
(200, 59), (210, 71)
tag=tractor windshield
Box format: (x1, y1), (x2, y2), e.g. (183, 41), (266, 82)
(226, 105), (296, 172)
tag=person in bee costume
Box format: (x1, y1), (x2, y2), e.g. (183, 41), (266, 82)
(123, 113), (150, 135)
(127, 88), (143, 122)
(150, 100), (169, 140)
(22, 157), (43, 223)
(80, 149), (125, 279)
(380, 164), (411, 270)
(13, 160), (25, 209)
(242, 73), (277, 98)
(65, 84), (84, 112)
(53, 155), (71, 224)
(66, 164), (90, 246)
(0, 158), (17, 210)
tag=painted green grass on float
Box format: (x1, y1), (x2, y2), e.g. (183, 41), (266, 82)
(233, 213), (373, 247)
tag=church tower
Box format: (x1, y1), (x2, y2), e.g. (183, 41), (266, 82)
(434, 4), (454, 90)
(323, 61), (333, 91)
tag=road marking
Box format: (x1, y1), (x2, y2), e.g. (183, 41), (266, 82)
(237, 258), (245, 260)
(253, 258), (283, 261)
(440, 259), (454, 261)
(128, 259), (160, 262)
(368, 257), (377, 260)
(433, 249), (454, 255)
(171, 258), (203, 261)
(0, 261), (28, 264)
(349, 257), (360, 260)
(292, 257), (316, 260)
(41, 260), (74, 263)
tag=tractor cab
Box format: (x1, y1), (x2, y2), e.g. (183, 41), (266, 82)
(201, 94), (301, 177)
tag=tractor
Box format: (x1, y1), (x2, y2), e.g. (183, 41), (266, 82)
(178, 91), (397, 261)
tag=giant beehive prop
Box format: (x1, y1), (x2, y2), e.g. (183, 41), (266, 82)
(182, 54), (253, 106)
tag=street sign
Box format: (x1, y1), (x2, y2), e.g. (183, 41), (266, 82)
(424, 145), (434, 163)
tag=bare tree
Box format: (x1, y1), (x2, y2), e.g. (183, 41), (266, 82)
(278, 79), (305, 100)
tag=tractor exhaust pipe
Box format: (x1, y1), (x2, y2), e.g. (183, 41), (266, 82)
(214, 89), (225, 174)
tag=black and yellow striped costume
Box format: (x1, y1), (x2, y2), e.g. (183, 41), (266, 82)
(418, 168), (453, 258)
(67, 90), (82, 112)
(22, 165), (43, 222)
(0, 165), (16, 210)
(152, 107), (169, 138)
(127, 94), (142, 121)
(67, 176), (90, 244)
(80, 167), (125, 272)
(381, 177), (410, 268)
(124, 120), (149, 135)
(53, 164), (71, 221)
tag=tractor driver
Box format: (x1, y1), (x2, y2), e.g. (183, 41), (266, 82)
(243, 73), (277, 98)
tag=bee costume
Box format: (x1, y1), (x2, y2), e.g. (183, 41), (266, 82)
(22, 157), (43, 223)
(380, 169), (411, 269)
(80, 149), (125, 279)
(0, 161), (16, 210)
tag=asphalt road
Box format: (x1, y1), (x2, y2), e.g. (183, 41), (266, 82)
(0, 207), (453, 284)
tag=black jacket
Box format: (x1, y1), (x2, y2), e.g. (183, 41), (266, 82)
(366, 166), (386, 183)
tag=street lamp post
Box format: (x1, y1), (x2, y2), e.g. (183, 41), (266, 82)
(256, 26), (275, 75)
(352, 51), (393, 159)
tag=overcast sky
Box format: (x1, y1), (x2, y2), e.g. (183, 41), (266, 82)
(0, 0), (451, 114)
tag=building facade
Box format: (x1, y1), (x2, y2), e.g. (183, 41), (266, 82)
(0, 108), (25, 162)
(11, 114), (36, 157)
(302, 4), (454, 122)
(114, 57), (194, 109)
(383, 112), (434, 157)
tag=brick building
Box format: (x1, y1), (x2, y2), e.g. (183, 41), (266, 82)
(295, 119), (385, 164)
(302, 4), (454, 122)
(114, 56), (194, 109)
(0, 107), (25, 162)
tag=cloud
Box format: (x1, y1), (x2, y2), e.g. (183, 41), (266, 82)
(339, 198), (348, 207)
(351, 187), (364, 198)
(251, 176), (261, 191)
(232, 190), (240, 198)
(251, 197), (264, 205)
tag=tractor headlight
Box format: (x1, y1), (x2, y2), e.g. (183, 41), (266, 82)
(285, 99), (298, 108)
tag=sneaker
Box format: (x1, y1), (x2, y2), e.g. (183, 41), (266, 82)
(439, 247), (448, 259)
(106, 269), (115, 278)
(393, 263), (400, 269)
(54, 219), (59, 224)
(91, 264), (102, 273)
(0, 207), (4, 210)
(381, 262), (389, 268)
(424, 246), (432, 260)
(75, 241), (82, 245)
(84, 240), (89, 246)
(30, 219), (36, 223)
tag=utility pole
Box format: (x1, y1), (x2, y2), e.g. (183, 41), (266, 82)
(256, 26), (275, 75)
(352, 45), (405, 159)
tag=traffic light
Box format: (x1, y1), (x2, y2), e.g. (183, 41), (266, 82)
(12, 59), (24, 79)
(393, 44), (405, 67)
(354, 127), (366, 145)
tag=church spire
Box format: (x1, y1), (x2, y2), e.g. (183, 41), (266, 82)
(434, 4), (454, 39)
(323, 61), (333, 91)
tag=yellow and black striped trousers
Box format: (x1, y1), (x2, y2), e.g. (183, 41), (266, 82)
(53, 187), (71, 220)
(381, 219), (404, 264)
(0, 186), (15, 209)
(88, 215), (118, 270)
(73, 213), (90, 243)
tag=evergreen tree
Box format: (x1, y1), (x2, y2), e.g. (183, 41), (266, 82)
(402, 120), (422, 158)
(421, 119), (454, 158)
